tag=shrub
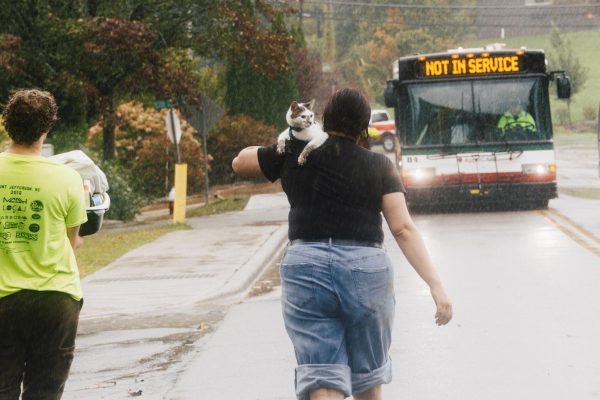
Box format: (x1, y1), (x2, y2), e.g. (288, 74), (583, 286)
(582, 105), (598, 121)
(207, 114), (277, 184)
(87, 102), (206, 199)
(47, 122), (88, 153)
(98, 160), (145, 222)
(131, 134), (204, 197)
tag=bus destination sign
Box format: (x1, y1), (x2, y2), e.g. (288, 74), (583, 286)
(418, 54), (523, 78)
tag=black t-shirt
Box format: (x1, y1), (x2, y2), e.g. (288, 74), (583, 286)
(257, 136), (406, 243)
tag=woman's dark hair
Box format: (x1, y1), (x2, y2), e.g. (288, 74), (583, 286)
(322, 88), (371, 140)
(2, 89), (58, 146)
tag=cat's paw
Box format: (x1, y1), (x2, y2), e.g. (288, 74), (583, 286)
(297, 154), (307, 165)
(276, 140), (286, 154)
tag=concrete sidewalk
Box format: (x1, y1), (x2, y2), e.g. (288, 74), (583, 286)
(79, 192), (290, 321)
(63, 192), (290, 399)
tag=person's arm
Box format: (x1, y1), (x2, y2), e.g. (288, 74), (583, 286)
(382, 192), (453, 325)
(67, 226), (83, 249)
(232, 146), (263, 178)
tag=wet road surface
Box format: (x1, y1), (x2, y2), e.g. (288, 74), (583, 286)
(171, 204), (600, 399)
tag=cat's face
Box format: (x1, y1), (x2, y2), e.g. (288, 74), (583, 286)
(286, 100), (315, 129)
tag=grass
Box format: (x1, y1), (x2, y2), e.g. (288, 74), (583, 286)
(186, 195), (250, 218)
(76, 224), (189, 278)
(559, 187), (600, 200)
(554, 130), (597, 147)
(465, 29), (600, 123)
(76, 195), (251, 278)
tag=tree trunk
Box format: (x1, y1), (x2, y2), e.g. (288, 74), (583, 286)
(102, 96), (116, 160)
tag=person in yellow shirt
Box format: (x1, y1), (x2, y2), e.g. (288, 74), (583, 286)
(0, 89), (87, 399)
(497, 99), (536, 133)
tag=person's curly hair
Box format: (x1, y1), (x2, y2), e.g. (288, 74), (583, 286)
(2, 89), (58, 146)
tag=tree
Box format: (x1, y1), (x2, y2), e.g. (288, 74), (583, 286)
(347, 8), (453, 102)
(72, 17), (204, 159)
(548, 25), (589, 126)
(221, 1), (299, 129)
(0, 2), (90, 140)
(0, 1), (205, 159)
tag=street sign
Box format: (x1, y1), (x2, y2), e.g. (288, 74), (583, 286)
(165, 109), (182, 145)
(180, 94), (224, 137)
(200, 94), (224, 136)
(154, 99), (173, 111)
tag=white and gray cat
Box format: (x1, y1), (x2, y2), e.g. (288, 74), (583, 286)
(277, 100), (328, 165)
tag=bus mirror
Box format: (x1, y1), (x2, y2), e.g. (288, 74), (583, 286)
(384, 82), (397, 108)
(554, 73), (572, 99)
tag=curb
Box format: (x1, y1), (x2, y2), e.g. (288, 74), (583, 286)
(197, 224), (289, 304)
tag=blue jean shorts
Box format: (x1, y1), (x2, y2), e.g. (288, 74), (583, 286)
(280, 241), (395, 400)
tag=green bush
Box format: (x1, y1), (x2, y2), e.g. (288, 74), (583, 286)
(207, 114), (277, 184)
(98, 160), (145, 222)
(47, 122), (88, 153)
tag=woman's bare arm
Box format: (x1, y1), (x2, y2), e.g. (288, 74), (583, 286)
(232, 146), (263, 177)
(382, 192), (453, 325)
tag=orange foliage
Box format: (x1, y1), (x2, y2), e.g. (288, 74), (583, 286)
(88, 102), (205, 197)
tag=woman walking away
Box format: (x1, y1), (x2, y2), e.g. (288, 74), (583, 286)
(232, 88), (452, 400)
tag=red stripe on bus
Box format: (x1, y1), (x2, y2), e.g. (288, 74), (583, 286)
(404, 171), (556, 186)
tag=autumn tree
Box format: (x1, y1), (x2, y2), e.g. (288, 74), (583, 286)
(219, 1), (299, 128)
(87, 102), (205, 197)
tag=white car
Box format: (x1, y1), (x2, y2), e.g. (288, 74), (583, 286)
(369, 110), (397, 152)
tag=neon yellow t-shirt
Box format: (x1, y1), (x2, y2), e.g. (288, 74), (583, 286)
(0, 152), (88, 300)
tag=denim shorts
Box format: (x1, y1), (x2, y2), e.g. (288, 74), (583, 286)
(280, 241), (395, 400)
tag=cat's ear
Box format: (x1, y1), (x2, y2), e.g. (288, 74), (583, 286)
(304, 99), (316, 110)
(290, 101), (299, 110)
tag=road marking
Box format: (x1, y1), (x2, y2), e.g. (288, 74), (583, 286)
(536, 209), (600, 258)
(545, 208), (600, 246)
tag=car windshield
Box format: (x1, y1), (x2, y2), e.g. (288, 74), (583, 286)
(370, 112), (389, 123)
(404, 77), (551, 146)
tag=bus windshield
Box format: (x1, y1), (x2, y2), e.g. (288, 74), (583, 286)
(405, 77), (551, 146)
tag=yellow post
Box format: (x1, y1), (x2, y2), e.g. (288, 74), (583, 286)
(173, 163), (187, 224)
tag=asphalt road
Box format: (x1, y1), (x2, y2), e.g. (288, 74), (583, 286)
(170, 203), (600, 400)
(172, 143), (600, 399)
(62, 141), (600, 399)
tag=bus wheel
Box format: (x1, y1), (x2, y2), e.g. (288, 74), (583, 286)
(525, 199), (549, 210)
(534, 199), (549, 209)
(382, 133), (395, 152)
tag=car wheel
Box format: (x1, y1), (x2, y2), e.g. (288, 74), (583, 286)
(382, 133), (395, 152)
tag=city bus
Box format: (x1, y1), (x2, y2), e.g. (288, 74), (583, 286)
(384, 47), (571, 209)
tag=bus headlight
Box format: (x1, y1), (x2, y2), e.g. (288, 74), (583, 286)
(522, 163), (552, 175)
(405, 167), (436, 181)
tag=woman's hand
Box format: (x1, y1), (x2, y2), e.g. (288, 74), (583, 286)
(430, 285), (452, 326)
(232, 147), (263, 177)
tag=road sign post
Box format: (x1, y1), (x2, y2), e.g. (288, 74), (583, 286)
(180, 95), (224, 205)
(173, 163), (187, 224)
